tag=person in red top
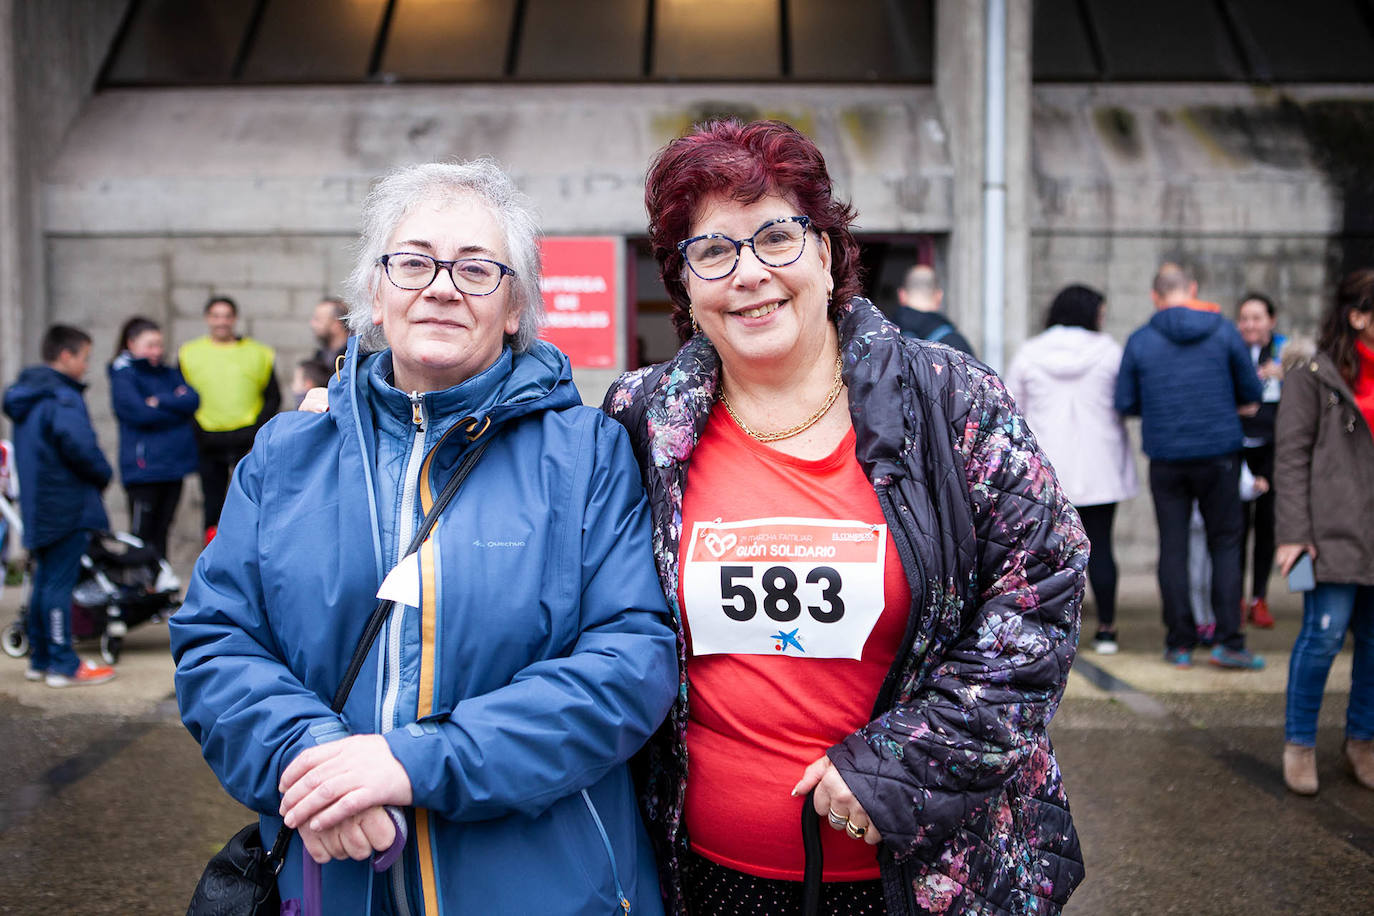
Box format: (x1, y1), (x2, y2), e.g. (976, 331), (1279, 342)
(679, 413), (910, 885)
(1275, 268), (1374, 796)
(604, 120), (1087, 916)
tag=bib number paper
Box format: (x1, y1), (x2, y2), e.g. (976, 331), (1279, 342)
(376, 551), (421, 608)
(682, 517), (888, 659)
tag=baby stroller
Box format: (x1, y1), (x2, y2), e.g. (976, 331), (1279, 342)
(0, 439), (19, 601)
(2, 529), (181, 666)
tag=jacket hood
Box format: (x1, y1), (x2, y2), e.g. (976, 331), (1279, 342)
(490, 339), (583, 420)
(1024, 326), (1119, 379)
(1280, 335), (1319, 372)
(1149, 305), (1224, 344)
(3, 365), (80, 423)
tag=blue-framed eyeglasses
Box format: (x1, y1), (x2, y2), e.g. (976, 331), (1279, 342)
(677, 216), (812, 281)
(378, 252), (515, 296)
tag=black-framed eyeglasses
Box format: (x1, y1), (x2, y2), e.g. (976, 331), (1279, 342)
(677, 216), (812, 281)
(378, 252), (515, 296)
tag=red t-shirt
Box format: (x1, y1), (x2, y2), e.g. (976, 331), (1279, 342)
(677, 405), (911, 881)
(1355, 339), (1374, 442)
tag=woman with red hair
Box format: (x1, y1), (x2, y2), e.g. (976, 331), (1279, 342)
(605, 119), (1087, 915)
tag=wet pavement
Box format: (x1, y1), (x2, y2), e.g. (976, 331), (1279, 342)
(0, 576), (1370, 914)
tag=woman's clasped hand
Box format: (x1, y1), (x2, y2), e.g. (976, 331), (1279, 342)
(278, 734), (410, 863)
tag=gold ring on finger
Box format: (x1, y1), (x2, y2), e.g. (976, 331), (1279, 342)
(827, 809), (849, 829)
(845, 821), (867, 840)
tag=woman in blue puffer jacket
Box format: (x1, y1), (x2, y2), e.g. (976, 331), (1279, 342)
(108, 316), (198, 560)
(170, 160), (677, 915)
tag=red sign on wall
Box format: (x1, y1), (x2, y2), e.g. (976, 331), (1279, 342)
(538, 237), (619, 368)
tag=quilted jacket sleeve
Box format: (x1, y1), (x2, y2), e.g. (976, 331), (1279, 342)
(1114, 335), (1141, 416)
(829, 369), (1088, 862)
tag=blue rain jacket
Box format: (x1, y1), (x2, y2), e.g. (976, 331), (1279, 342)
(2, 365), (111, 549)
(107, 352), (199, 485)
(171, 339), (676, 915)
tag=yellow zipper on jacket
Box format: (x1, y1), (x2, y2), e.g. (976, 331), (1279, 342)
(413, 415), (491, 914)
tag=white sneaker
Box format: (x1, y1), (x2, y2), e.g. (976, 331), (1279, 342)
(154, 565), (181, 594)
(25, 666), (45, 682)
(1092, 631), (1119, 655)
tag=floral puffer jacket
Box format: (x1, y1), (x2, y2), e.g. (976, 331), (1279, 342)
(602, 298), (1087, 915)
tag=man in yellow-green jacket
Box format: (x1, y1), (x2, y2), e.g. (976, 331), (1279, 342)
(178, 296), (280, 543)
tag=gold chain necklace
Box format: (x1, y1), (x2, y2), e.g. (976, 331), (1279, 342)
(719, 353), (844, 442)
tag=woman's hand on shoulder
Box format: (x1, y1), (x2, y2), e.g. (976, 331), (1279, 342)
(793, 756), (883, 846)
(279, 734), (412, 834)
(299, 387), (329, 413)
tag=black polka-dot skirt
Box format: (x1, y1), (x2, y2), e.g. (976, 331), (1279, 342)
(682, 851), (887, 915)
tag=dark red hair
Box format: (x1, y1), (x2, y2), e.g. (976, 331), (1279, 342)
(645, 119), (862, 342)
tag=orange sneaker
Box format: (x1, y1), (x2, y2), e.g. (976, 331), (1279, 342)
(1246, 597), (1275, 629)
(45, 659), (116, 688)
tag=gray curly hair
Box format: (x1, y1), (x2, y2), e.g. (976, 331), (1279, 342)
(343, 159), (544, 353)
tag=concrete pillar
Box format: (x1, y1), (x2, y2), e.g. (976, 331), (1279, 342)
(935, 0), (985, 349)
(1003, 0), (1033, 358)
(934, 0), (1032, 369)
(0, 0), (130, 411)
(0, 0), (23, 402)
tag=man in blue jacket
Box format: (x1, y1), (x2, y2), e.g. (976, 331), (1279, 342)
(1116, 263), (1264, 670)
(3, 325), (116, 687)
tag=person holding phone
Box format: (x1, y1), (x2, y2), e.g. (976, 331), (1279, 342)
(1274, 268), (1374, 796)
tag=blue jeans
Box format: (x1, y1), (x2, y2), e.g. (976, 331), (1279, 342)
(27, 529), (89, 676)
(1285, 583), (1374, 746)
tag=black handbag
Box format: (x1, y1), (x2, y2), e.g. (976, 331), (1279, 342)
(186, 437), (491, 915)
(186, 822), (287, 916)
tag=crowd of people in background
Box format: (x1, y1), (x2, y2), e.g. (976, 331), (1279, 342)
(0, 291), (349, 689)
(1000, 260), (1372, 799)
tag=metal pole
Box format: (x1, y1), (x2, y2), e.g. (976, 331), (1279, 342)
(981, 0), (1006, 370)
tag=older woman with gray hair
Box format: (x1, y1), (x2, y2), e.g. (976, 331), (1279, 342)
(171, 159), (677, 914)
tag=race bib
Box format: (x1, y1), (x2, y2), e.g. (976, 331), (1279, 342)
(682, 517), (888, 660)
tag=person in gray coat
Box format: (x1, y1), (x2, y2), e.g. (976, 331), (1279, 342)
(1274, 268), (1374, 796)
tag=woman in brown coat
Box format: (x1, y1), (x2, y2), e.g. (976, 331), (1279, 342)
(1274, 268), (1374, 795)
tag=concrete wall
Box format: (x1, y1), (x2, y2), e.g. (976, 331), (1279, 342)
(45, 84), (954, 235)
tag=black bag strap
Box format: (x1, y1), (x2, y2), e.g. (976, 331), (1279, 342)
(330, 435), (492, 711)
(265, 433), (493, 870)
(801, 792), (823, 916)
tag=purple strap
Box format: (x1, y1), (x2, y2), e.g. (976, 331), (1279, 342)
(302, 854), (322, 916)
(290, 806), (408, 916)
(372, 806), (409, 872)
